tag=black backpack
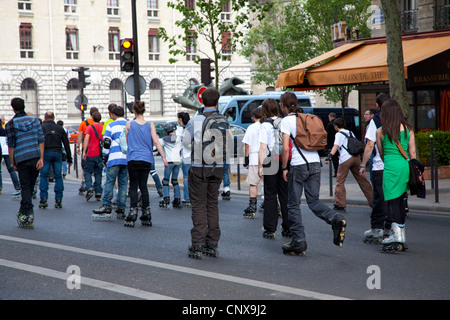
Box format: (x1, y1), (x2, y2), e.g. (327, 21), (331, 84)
(339, 131), (364, 156)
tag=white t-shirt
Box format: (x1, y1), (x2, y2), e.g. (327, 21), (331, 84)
(242, 121), (261, 166)
(365, 119), (384, 171)
(280, 114), (320, 166)
(334, 129), (354, 164)
(258, 117), (277, 157)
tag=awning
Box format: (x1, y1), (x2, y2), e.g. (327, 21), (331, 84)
(276, 34), (450, 88)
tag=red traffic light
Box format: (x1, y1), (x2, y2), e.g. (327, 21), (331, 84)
(122, 39), (132, 49)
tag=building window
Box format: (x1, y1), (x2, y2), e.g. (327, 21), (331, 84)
(221, 1), (231, 21)
(147, 0), (158, 17)
(148, 28), (160, 61)
(64, 0), (77, 13)
(185, 0), (195, 9)
(67, 78), (80, 117)
(19, 23), (33, 58)
(221, 31), (231, 61)
(186, 31), (197, 61)
(108, 27), (120, 60)
(66, 27), (79, 59)
(18, 0), (32, 11)
(21, 78), (38, 116)
(149, 79), (163, 115)
(109, 79), (124, 107)
(107, 0), (119, 16)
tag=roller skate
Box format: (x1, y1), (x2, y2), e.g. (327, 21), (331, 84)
(124, 207), (138, 227)
(12, 189), (21, 200)
(381, 223), (408, 253)
(331, 213), (347, 247)
(262, 228), (276, 239)
(282, 228), (292, 238)
(55, 199), (62, 209)
(140, 207), (152, 227)
(159, 197), (170, 209)
(78, 181), (86, 196)
(172, 198), (182, 209)
(17, 213), (34, 229)
(282, 239), (307, 256)
(221, 190), (231, 201)
(115, 208), (126, 220)
(85, 188), (94, 202)
(182, 199), (191, 208)
(188, 244), (203, 260)
(203, 243), (219, 257)
(243, 198), (257, 219)
(95, 193), (102, 201)
(363, 228), (384, 244)
(91, 205), (113, 221)
(38, 198), (48, 209)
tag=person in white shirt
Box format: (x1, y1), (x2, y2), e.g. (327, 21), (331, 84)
(258, 98), (290, 239)
(359, 92), (390, 244)
(280, 92), (347, 255)
(326, 118), (372, 211)
(242, 108), (262, 219)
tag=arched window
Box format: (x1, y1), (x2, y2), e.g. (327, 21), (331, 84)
(149, 79), (163, 115)
(21, 78), (38, 116)
(67, 78), (80, 117)
(109, 78), (124, 107)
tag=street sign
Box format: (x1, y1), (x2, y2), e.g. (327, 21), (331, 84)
(125, 74), (146, 97)
(197, 86), (207, 105)
(74, 94), (88, 109)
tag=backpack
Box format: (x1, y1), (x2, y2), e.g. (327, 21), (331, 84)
(265, 117), (292, 161)
(90, 125), (104, 156)
(119, 127), (127, 154)
(292, 113), (327, 151)
(338, 131), (364, 156)
(197, 112), (230, 166)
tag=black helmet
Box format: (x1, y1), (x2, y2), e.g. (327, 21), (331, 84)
(163, 121), (177, 133)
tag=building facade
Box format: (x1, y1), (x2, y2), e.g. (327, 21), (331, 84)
(0, 0), (253, 125)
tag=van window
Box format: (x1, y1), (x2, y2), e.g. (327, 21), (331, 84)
(242, 99), (264, 124)
(298, 98), (311, 107)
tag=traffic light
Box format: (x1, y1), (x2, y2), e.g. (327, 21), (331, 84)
(201, 58), (214, 87)
(80, 104), (86, 112)
(72, 67), (91, 88)
(120, 38), (134, 72)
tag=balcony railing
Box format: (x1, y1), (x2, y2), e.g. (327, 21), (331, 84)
(434, 4), (450, 30)
(401, 9), (418, 34)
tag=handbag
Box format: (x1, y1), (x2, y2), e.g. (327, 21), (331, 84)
(394, 140), (425, 197)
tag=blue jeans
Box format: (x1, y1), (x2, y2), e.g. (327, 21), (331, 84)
(1, 155), (20, 190)
(162, 162), (181, 199)
(288, 163), (336, 241)
(182, 159), (190, 200)
(83, 156), (103, 195)
(222, 163), (230, 188)
(103, 165), (128, 209)
(40, 152), (63, 200)
(150, 161), (162, 190)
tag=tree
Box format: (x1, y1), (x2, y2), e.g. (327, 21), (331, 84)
(380, 0), (409, 118)
(158, 0), (273, 89)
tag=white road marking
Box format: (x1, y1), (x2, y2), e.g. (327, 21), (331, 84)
(0, 258), (176, 300)
(0, 235), (351, 300)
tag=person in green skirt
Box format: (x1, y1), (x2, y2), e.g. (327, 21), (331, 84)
(376, 99), (417, 253)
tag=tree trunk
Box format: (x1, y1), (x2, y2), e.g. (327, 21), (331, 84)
(380, 0), (409, 118)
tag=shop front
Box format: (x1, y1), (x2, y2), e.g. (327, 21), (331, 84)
(275, 30), (450, 134)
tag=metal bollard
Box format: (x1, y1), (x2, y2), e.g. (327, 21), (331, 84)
(430, 135), (434, 189)
(434, 148), (439, 203)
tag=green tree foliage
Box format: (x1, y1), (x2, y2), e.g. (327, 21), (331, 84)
(158, 0), (273, 89)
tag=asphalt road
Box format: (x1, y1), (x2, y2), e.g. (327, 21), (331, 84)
(0, 171), (449, 303)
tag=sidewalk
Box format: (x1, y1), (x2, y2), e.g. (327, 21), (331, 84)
(67, 156), (450, 213)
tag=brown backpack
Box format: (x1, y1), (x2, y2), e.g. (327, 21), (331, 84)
(292, 113), (327, 151)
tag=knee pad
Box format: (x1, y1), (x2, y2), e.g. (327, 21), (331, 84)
(171, 179), (179, 186)
(162, 178), (170, 186)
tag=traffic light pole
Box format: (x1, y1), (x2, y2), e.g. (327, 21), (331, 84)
(131, 0), (140, 102)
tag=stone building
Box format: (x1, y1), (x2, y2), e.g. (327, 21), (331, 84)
(0, 0), (253, 125)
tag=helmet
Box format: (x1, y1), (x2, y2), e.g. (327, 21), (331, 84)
(163, 121), (177, 133)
